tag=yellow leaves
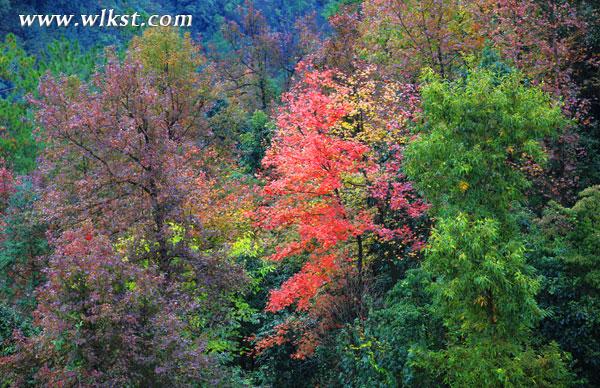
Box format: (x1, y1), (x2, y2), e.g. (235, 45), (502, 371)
(130, 27), (203, 86)
(339, 120), (356, 132)
(474, 295), (487, 307)
(458, 180), (470, 192)
(230, 233), (263, 258)
(329, 64), (416, 145)
(167, 222), (185, 245)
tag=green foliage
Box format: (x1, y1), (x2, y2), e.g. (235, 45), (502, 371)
(0, 303), (34, 387)
(416, 341), (573, 387)
(405, 67), (566, 222)
(540, 186), (600, 291)
(0, 179), (48, 312)
(0, 303), (32, 355)
(239, 110), (273, 173)
(322, 0), (361, 18)
(532, 185), (600, 386)
(330, 267), (442, 387)
(0, 34), (39, 173)
(417, 214), (574, 387)
(425, 214), (541, 341)
(0, 34), (97, 173)
(240, 255), (309, 386)
(404, 64), (573, 387)
(37, 39), (98, 80)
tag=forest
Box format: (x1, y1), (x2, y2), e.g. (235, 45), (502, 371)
(0, 0), (599, 386)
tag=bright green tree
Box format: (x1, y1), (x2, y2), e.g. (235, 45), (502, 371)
(404, 65), (573, 386)
(405, 66), (565, 223)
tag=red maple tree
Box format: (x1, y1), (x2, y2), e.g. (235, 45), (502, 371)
(254, 63), (428, 358)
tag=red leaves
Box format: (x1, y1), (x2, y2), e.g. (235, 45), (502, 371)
(257, 65), (372, 266)
(252, 66), (373, 357)
(265, 254), (338, 313)
(253, 64), (429, 358)
(253, 321), (294, 356)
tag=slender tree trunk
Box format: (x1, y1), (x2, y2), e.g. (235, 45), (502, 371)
(357, 234), (364, 282)
(357, 234), (365, 319)
(149, 180), (169, 275)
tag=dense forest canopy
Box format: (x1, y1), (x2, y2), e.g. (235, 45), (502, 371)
(0, 0), (599, 386)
